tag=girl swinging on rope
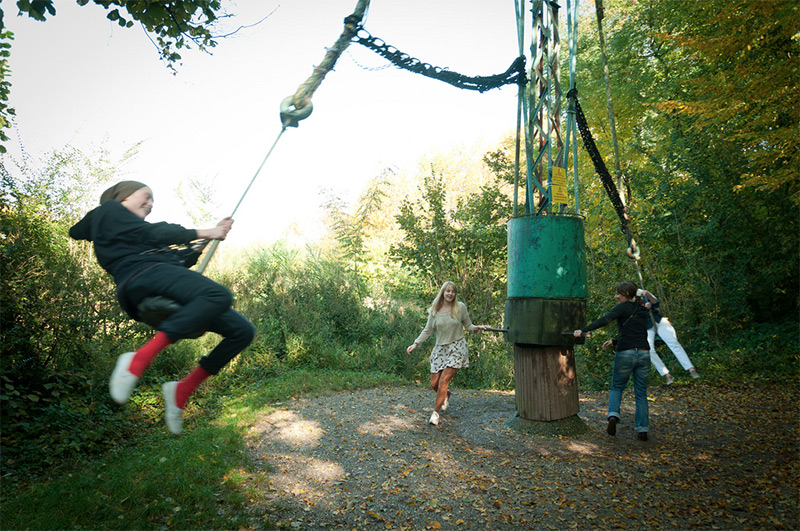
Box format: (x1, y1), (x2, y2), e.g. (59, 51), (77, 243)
(70, 181), (255, 435)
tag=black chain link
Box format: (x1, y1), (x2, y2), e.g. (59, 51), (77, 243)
(345, 48), (391, 72)
(567, 88), (630, 234)
(354, 29), (527, 93)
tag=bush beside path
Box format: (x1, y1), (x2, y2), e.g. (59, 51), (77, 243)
(243, 383), (798, 530)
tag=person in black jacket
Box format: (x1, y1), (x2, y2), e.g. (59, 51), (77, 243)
(574, 281), (651, 441)
(70, 181), (254, 435)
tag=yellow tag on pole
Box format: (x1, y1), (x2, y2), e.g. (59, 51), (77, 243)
(551, 166), (568, 204)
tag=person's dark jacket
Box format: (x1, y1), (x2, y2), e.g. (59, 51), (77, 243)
(642, 295), (664, 328)
(580, 301), (649, 352)
(69, 200), (203, 286)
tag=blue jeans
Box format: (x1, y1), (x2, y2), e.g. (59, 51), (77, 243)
(608, 349), (651, 433)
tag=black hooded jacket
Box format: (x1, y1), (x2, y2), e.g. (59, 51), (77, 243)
(580, 301), (650, 352)
(69, 200), (201, 285)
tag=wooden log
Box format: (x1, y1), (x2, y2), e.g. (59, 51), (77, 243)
(513, 344), (579, 421)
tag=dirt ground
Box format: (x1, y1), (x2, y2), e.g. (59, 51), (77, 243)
(244, 382), (798, 530)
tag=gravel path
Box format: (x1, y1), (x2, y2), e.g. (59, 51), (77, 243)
(244, 384), (798, 530)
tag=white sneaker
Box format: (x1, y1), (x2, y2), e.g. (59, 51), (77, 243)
(689, 368), (701, 379)
(109, 352), (138, 404)
(428, 411), (439, 426)
(665, 374), (675, 385)
(162, 381), (184, 435)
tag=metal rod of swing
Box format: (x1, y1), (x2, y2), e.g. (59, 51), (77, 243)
(195, 126), (288, 274)
(194, 0), (370, 276)
(512, 0), (526, 218)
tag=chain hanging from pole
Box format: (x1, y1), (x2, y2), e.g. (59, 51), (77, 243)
(353, 29), (527, 93)
(567, 87), (639, 258)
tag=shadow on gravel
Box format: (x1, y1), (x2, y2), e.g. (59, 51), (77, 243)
(245, 384), (798, 530)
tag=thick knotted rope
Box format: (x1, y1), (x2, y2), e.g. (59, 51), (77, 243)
(281, 0), (371, 127)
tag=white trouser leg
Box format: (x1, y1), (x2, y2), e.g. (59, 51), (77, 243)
(656, 318), (695, 371)
(648, 326), (670, 376)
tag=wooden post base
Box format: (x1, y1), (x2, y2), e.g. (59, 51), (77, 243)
(514, 344), (579, 421)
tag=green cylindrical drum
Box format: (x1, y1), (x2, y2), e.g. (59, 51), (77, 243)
(505, 215), (587, 346)
(507, 214), (587, 298)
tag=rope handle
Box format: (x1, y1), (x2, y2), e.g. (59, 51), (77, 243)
(564, 331), (593, 337)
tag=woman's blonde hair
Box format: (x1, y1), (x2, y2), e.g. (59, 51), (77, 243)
(429, 281), (459, 318)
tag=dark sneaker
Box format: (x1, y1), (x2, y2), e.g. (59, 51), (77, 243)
(607, 416), (618, 436)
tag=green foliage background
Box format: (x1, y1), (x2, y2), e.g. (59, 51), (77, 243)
(568, 0), (799, 389)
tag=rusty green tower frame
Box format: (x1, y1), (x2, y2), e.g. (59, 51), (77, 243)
(506, 0), (585, 423)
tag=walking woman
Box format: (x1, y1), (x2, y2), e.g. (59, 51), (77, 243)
(574, 281), (651, 441)
(70, 181), (255, 435)
(407, 281), (487, 426)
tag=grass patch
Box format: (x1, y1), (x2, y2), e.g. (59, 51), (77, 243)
(2, 417), (255, 530)
(1, 368), (408, 530)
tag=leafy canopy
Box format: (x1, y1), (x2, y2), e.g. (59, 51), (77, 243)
(5, 0), (224, 65)
(0, 30), (13, 153)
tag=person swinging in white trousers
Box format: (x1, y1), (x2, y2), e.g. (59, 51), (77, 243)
(639, 289), (700, 384)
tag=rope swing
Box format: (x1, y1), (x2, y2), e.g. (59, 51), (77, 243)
(197, 0), (372, 272)
(280, 0), (371, 127)
(589, 0), (647, 288)
(136, 1), (373, 325)
(566, 86), (667, 343)
(131, 1), (544, 331)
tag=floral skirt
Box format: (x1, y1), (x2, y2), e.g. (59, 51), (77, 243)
(430, 338), (469, 373)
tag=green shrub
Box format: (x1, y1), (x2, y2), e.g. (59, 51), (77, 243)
(1, 171), (151, 481)
(0, 358), (138, 478)
(689, 321), (799, 381)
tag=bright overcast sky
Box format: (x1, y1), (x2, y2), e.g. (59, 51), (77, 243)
(5, 1), (523, 246)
